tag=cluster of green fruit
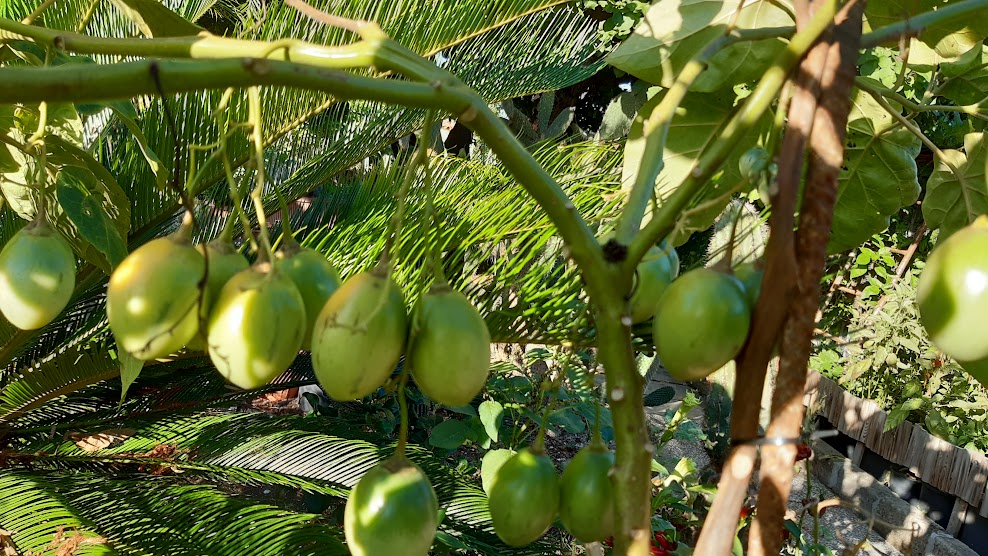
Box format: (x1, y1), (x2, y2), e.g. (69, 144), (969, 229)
(103, 220), (492, 404)
(487, 442), (615, 546)
(624, 239), (763, 381)
(918, 217), (988, 387)
(102, 216), (493, 556)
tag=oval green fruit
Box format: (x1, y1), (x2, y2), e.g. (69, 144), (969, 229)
(653, 268), (751, 381)
(918, 221), (988, 362)
(345, 457), (438, 556)
(207, 265), (306, 389)
(560, 445), (614, 543)
(488, 448), (559, 547)
(734, 262), (763, 308)
(187, 241), (249, 351)
(629, 246), (678, 323)
(107, 235), (204, 360)
(410, 286), (490, 406)
(312, 270), (407, 401)
(0, 221), (75, 330)
(275, 246), (341, 349)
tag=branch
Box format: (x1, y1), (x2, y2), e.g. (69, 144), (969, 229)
(614, 26), (796, 249)
(623, 0), (839, 273)
(749, 1), (863, 553)
(854, 77), (988, 122)
(860, 0), (988, 48)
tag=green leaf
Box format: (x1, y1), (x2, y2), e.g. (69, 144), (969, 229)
(607, 0), (792, 92)
(901, 397), (926, 411)
(56, 166), (128, 269)
(624, 89), (770, 245)
(922, 132), (988, 240)
(117, 348), (144, 405)
(478, 400), (504, 443)
(828, 88), (921, 253)
(108, 0), (204, 37)
(480, 448), (515, 494)
(939, 46), (988, 105)
(644, 386), (676, 407)
(884, 407), (909, 431)
(598, 82), (654, 141)
(549, 407), (586, 434)
(429, 419), (474, 450)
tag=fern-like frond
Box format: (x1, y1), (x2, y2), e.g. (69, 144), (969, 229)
(0, 469), (348, 556)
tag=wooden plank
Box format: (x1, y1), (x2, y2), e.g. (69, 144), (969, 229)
(902, 424), (929, 473)
(851, 440), (866, 466)
(922, 436), (954, 490)
(963, 449), (988, 507)
(863, 404), (887, 450)
(889, 421), (915, 468)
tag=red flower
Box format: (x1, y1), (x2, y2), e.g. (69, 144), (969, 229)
(795, 443), (812, 462)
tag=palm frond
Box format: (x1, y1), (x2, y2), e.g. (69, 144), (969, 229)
(5, 411), (559, 555)
(0, 469), (349, 556)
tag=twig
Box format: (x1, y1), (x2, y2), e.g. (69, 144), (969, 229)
(284, 0), (372, 35)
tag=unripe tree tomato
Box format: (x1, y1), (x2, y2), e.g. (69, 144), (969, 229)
(274, 245), (341, 350)
(311, 270), (407, 401)
(186, 240), (248, 351)
(629, 246), (679, 323)
(345, 457), (438, 556)
(207, 264), (306, 389)
(918, 219), (988, 363)
(410, 285), (490, 406)
(559, 445), (614, 542)
(653, 268), (751, 380)
(0, 220), (75, 330)
(733, 261), (763, 308)
(107, 234), (204, 360)
(488, 448), (559, 547)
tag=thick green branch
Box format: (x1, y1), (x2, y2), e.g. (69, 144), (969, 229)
(615, 26), (795, 250)
(860, 0), (988, 48)
(623, 0), (838, 274)
(855, 77), (988, 122)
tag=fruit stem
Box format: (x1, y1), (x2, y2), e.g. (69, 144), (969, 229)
(247, 86), (274, 264)
(395, 361), (411, 458)
(215, 87), (260, 255)
(533, 351), (569, 454)
(218, 209), (238, 245)
(381, 113), (431, 268)
(420, 112), (448, 287)
(273, 185), (300, 251)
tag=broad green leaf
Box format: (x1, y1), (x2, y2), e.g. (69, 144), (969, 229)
(108, 0), (204, 37)
(607, 0), (793, 92)
(598, 82), (656, 141)
(117, 348), (145, 404)
(480, 448), (515, 494)
(922, 132), (988, 240)
(866, 0), (988, 57)
(938, 46), (988, 105)
(429, 419), (474, 450)
(56, 166), (129, 269)
(905, 38), (984, 76)
(623, 89), (770, 245)
(478, 400), (504, 443)
(548, 407), (586, 434)
(829, 88), (921, 254)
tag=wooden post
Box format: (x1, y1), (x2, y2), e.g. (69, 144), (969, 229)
(947, 498), (970, 537)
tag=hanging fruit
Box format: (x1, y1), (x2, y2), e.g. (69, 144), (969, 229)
(311, 267), (408, 401)
(628, 245), (679, 323)
(653, 268), (751, 381)
(344, 456), (439, 556)
(410, 285), (490, 406)
(0, 219), (76, 330)
(207, 263), (306, 389)
(560, 444), (615, 543)
(488, 448), (560, 547)
(274, 243), (341, 349)
(106, 224), (205, 361)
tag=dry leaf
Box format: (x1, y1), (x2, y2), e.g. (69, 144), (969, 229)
(65, 428), (136, 452)
(1, 529), (18, 556)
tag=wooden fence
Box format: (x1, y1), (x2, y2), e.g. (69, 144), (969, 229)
(804, 371), (988, 533)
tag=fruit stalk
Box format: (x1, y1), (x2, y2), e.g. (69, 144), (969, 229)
(247, 87), (274, 263)
(748, 3), (862, 555)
